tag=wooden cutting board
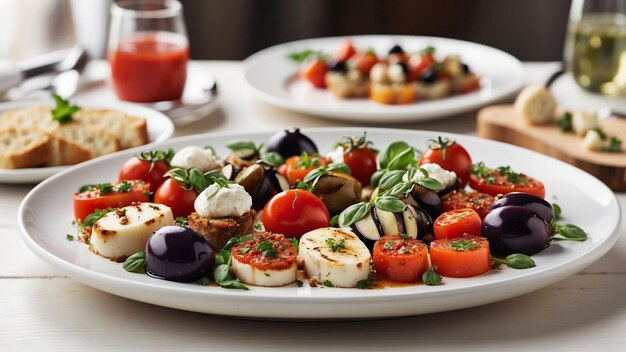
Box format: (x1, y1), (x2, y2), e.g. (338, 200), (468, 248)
(477, 105), (626, 191)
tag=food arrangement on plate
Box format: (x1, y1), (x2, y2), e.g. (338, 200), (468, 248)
(292, 39), (480, 105)
(68, 128), (589, 290)
(0, 95), (150, 169)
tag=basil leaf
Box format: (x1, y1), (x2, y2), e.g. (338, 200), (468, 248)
(215, 250), (231, 266)
(81, 208), (115, 228)
(204, 169), (226, 181)
(340, 202), (371, 227)
(330, 214), (339, 227)
(303, 167), (327, 184)
(261, 152), (284, 167)
(188, 168), (208, 192)
(380, 141), (412, 169)
(387, 182), (413, 197)
(415, 177), (443, 191)
(387, 147), (415, 170)
(370, 169), (386, 187)
(217, 280), (249, 290)
(327, 163), (351, 174)
(323, 280), (334, 287)
(374, 195), (406, 213)
(123, 251), (147, 273)
(556, 224), (587, 240)
(422, 267), (442, 286)
(552, 203), (562, 221)
(505, 254), (536, 269)
(214, 264), (231, 283)
(378, 170), (406, 191)
(226, 141), (257, 151)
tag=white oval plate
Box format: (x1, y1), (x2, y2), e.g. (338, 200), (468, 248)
(18, 128), (621, 319)
(0, 100), (174, 184)
(243, 36), (524, 123)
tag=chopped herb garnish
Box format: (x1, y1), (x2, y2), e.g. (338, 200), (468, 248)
(66, 234), (74, 241)
(398, 233), (412, 240)
(323, 280), (334, 287)
(117, 181), (132, 193)
(383, 240), (394, 251)
(296, 279), (304, 287)
(287, 49), (327, 63)
(257, 241), (278, 259)
(601, 137), (622, 153)
(556, 111), (573, 132)
(196, 277), (210, 286)
(356, 275), (375, 289)
(325, 238), (346, 252)
(254, 223), (263, 231)
(289, 237), (299, 253)
(175, 217), (188, 226)
(449, 238), (478, 252)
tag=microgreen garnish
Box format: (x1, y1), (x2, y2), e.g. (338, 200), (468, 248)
(491, 254), (536, 269)
(556, 112), (573, 132)
(51, 93), (80, 124)
(356, 275), (375, 289)
(422, 267), (442, 286)
(123, 251), (147, 273)
(137, 149), (175, 172)
(449, 238), (478, 252)
(175, 217), (188, 226)
(257, 241), (278, 259)
(325, 238), (346, 252)
(323, 280), (334, 287)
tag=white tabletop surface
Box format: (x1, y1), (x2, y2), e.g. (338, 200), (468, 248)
(1, 61), (624, 351)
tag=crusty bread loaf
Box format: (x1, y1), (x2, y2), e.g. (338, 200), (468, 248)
(46, 125), (121, 166)
(0, 105), (148, 168)
(73, 109), (148, 149)
(0, 128), (53, 168)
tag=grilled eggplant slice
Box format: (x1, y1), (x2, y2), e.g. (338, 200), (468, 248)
(234, 163), (289, 210)
(312, 172), (361, 215)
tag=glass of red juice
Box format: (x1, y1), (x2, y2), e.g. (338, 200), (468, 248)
(108, 0), (189, 102)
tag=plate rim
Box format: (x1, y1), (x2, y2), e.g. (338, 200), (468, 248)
(17, 127), (622, 317)
(0, 99), (175, 183)
(242, 35), (524, 122)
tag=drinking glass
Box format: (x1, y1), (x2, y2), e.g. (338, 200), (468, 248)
(564, 0), (626, 95)
(108, 0), (189, 102)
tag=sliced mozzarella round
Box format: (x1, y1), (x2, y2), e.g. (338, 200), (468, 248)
(298, 228), (371, 288)
(231, 256), (296, 287)
(91, 203), (174, 262)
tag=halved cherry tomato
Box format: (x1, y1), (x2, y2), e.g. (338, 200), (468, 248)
(334, 39), (356, 62)
(154, 178), (198, 218)
(350, 51), (378, 75)
(419, 137), (472, 188)
(262, 189), (330, 238)
(408, 52), (435, 81)
(284, 153), (330, 185)
(434, 208), (482, 240)
(468, 163), (545, 199)
(300, 58), (329, 88)
(231, 232), (296, 271)
(441, 190), (494, 219)
(373, 235), (429, 283)
(119, 154), (170, 193)
(73, 180), (150, 221)
(429, 235), (491, 278)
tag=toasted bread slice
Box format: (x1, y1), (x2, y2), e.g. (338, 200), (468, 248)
(73, 109), (148, 149)
(46, 125), (121, 166)
(0, 128), (53, 169)
(0, 106), (59, 132)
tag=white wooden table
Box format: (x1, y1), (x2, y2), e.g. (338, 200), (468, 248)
(1, 62), (624, 351)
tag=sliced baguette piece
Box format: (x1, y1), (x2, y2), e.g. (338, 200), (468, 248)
(72, 109), (148, 149)
(0, 128), (53, 169)
(0, 106), (59, 132)
(46, 125), (121, 166)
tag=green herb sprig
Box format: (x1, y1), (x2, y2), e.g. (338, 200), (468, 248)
(51, 93), (80, 124)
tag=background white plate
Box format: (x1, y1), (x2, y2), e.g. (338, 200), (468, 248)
(18, 128), (621, 319)
(0, 100), (174, 184)
(243, 36), (524, 122)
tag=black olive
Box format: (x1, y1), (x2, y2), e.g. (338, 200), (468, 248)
(421, 69), (438, 84)
(388, 44), (404, 55)
(462, 63), (470, 74)
(328, 60), (348, 73)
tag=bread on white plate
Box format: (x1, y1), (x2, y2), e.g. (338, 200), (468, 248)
(46, 124), (121, 166)
(0, 128), (53, 168)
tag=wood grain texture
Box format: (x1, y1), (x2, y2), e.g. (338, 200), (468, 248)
(477, 105), (626, 191)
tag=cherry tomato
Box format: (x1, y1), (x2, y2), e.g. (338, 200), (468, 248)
(441, 190), (494, 219)
(429, 235), (491, 278)
(74, 180), (150, 221)
(468, 163), (545, 199)
(373, 235), (429, 283)
(408, 52), (435, 81)
(119, 157), (169, 193)
(341, 146), (377, 186)
(154, 178), (199, 218)
(300, 58), (329, 88)
(231, 232), (297, 271)
(350, 51), (378, 75)
(262, 189), (330, 238)
(284, 153), (330, 185)
(334, 39), (356, 61)
(419, 137), (472, 188)
(434, 208), (482, 240)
